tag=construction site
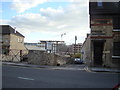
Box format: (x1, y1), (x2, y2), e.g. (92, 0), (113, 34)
(0, 25), (72, 66)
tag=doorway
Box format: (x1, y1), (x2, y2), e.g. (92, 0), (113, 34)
(93, 41), (104, 66)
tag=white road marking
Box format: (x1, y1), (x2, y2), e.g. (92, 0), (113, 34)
(18, 77), (35, 80)
(84, 67), (96, 73)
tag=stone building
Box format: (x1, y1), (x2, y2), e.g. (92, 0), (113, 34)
(81, 1), (120, 68)
(81, 34), (91, 65)
(0, 25), (27, 62)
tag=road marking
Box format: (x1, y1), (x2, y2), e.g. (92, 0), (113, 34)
(18, 77), (35, 80)
(84, 67), (97, 73)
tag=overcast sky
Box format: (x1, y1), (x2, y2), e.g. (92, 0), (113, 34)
(0, 0), (90, 45)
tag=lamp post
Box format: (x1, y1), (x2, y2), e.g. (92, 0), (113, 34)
(74, 35), (77, 55)
(61, 33), (66, 41)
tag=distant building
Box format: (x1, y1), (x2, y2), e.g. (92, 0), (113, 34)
(39, 40), (64, 53)
(25, 41), (68, 66)
(0, 25), (27, 61)
(72, 43), (82, 54)
(24, 43), (45, 51)
(81, 1), (120, 68)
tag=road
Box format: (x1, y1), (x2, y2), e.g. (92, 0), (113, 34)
(2, 64), (119, 88)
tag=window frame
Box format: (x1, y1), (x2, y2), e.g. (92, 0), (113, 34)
(97, 0), (103, 7)
(113, 42), (120, 56)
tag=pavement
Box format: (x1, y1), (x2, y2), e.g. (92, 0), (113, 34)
(89, 67), (120, 73)
(2, 61), (120, 73)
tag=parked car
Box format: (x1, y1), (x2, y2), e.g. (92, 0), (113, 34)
(74, 58), (84, 64)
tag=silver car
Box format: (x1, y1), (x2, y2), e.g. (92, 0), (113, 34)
(74, 58), (84, 64)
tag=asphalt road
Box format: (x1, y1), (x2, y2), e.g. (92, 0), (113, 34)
(2, 65), (119, 88)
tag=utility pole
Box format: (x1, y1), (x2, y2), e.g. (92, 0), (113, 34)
(74, 36), (77, 55)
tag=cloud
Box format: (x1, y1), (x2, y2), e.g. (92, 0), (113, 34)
(8, 1), (90, 44)
(11, 0), (48, 13)
(0, 19), (10, 25)
(11, 0), (89, 13)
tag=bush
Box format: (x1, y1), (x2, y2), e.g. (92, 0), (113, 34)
(72, 53), (81, 58)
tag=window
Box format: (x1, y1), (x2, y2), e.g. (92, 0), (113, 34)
(18, 38), (20, 42)
(2, 46), (9, 55)
(113, 42), (120, 56)
(18, 38), (23, 43)
(97, 0), (103, 7)
(113, 17), (120, 29)
(21, 38), (23, 43)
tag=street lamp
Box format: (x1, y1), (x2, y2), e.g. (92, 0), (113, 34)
(74, 35), (77, 54)
(61, 33), (66, 41)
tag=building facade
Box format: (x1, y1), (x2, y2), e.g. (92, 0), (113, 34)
(0, 25), (27, 62)
(72, 43), (82, 54)
(24, 43), (44, 51)
(39, 40), (64, 54)
(81, 34), (91, 65)
(81, 1), (120, 68)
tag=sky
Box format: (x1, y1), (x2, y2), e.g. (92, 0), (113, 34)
(0, 0), (90, 45)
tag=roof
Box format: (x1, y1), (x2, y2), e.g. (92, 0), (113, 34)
(24, 43), (38, 46)
(25, 44), (45, 51)
(0, 25), (25, 37)
(40, 40), (64, 42)
(81, 34), (91, 49)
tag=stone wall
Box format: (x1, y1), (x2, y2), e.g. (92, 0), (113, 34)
(10, 34), (28, 53)
(81, 35), (91, 66)
(112, 31), (120, 67)
(27, 50), (70, 66)
(90, 19), (120, 68)
(90, 19), (113, 67)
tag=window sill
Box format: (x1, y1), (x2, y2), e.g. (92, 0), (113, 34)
(113, 29), (120, 32)
(112, 56), (120, 59)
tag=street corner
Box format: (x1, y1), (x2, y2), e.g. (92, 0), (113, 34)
(87, 67), (120, 73)
(84, 66), (93, 73)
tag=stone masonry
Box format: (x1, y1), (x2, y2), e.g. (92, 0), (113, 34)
(27, 50), (69, 66)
